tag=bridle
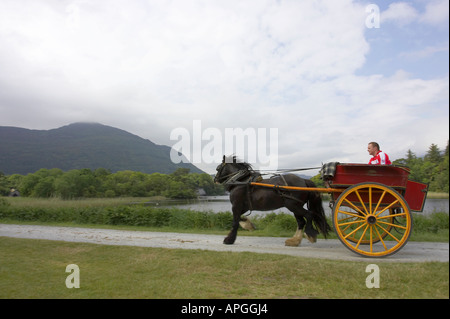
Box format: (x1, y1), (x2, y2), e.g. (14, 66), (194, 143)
(215, 162), (233, 183)
(215, 161), (256, 186)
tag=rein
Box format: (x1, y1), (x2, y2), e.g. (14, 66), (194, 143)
(216, 162), (322, 184)
(257, 167), (322, 175)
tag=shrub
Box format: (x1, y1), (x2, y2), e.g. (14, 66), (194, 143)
(413, 212), (449, 233)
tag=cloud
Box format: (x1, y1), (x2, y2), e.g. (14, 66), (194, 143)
(399, 43), (449, 60)
(381, 0), (449, 27)
(420, 0), (450, 26)
(275, 70), (449, 169)
(381, 2), (419, 26)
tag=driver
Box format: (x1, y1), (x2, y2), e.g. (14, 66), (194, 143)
(368, 142), (391, 165)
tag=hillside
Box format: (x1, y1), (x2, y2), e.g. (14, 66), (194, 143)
(0, 122), (203, 175)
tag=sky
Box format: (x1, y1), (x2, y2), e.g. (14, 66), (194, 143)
(0, 0), (448, 174)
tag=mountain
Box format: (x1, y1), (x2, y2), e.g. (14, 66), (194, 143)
(0, 122), (204, 175)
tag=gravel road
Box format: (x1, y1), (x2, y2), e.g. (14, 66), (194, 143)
(1, 224), (448, 263)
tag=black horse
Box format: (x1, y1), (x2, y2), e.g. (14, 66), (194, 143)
(214, 156), (330, 246)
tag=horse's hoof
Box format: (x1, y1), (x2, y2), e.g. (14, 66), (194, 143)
(285, 238), (301, 247)
(223, 237), (235, 245)
(305, 235), (317, 243)
(239, 220), (256, 231)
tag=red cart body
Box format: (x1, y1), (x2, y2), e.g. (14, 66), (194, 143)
(327, 164), (428, 212)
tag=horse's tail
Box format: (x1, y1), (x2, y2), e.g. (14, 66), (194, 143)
(305, 179), (331, 238)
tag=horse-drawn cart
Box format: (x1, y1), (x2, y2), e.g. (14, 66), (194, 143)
(215, 156), (428, 258)
(251, 163), (428, 257)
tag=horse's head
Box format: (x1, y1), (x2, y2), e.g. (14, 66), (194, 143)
(214, 155), (237, 184)
(214, 155), (252, 184)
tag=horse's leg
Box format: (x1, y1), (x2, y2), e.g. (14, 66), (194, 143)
(285, 227), (304, 247)
(224, 206), (244, 245)
(285, 202), (319, 245)
(239, 216), (256, 231)
(285, 205), (306, 247)
(303, 210), (319, 243)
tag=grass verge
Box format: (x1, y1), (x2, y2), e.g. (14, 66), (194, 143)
(0, 237), (448, 299)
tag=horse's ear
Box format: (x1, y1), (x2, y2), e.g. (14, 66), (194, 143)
(222, 155), (225, 163)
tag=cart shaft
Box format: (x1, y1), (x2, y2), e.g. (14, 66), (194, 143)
(250, 182), (343, 193)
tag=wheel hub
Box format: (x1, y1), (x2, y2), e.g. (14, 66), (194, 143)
(366, 214), (377, 225)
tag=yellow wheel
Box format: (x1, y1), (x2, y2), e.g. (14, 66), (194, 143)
(333, 182), (412, 257)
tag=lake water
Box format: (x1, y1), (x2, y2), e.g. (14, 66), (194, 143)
(145, 196), (448, 216)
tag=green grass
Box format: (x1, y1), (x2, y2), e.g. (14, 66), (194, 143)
(1, 197), (448, 299)
(2, 196), (156, 209)
(427, 192), (449, 199)
(0, 237), (448, 299)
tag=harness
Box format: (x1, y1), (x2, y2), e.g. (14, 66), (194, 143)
(216, 162), (261, 211)
(216, 161), (316, 212)
(223, 170), (261, 185)
(271, 174), (308, 207)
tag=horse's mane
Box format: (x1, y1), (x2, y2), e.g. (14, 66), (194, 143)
(224, 155), (255, 172)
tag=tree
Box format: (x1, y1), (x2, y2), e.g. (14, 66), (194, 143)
(144, 173), (170, 196)
(193, 173), (224, 195)
(0, 171), (9, 196)
(20, 173), (41, 196)
(425, 144), (442, 165)
(431, 155), (449, 192)
(165, 180), (196, 199)
(54, 169), (98, 199)
(32, 176), (56, 197)
(171, 168), (191, 179)
(429, 141), (449, 192)
(311, 174), (325, 188)
(6, 174), (24, 195)
(393, 143), (449, 193)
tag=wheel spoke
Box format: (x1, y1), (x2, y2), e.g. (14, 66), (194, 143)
(372, 189), (386, 215)
(337, 219), (365, 227)
(343, 222), (366, 240)
(343, 198), (366, 216)
(375, 199), (399, 217)
(374, 225), (388, 250)
(355, 224), (369, 249)
(337, 216), (357, 233)
(337, 210), (365, 220)
(369, 225), (373, 252)
(355, 189), (369, 215)
(376, 224), (401, 243)
(377, 220), (407, 230)
(378, 212), (406, 219)
(337, 216), (359, 225)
